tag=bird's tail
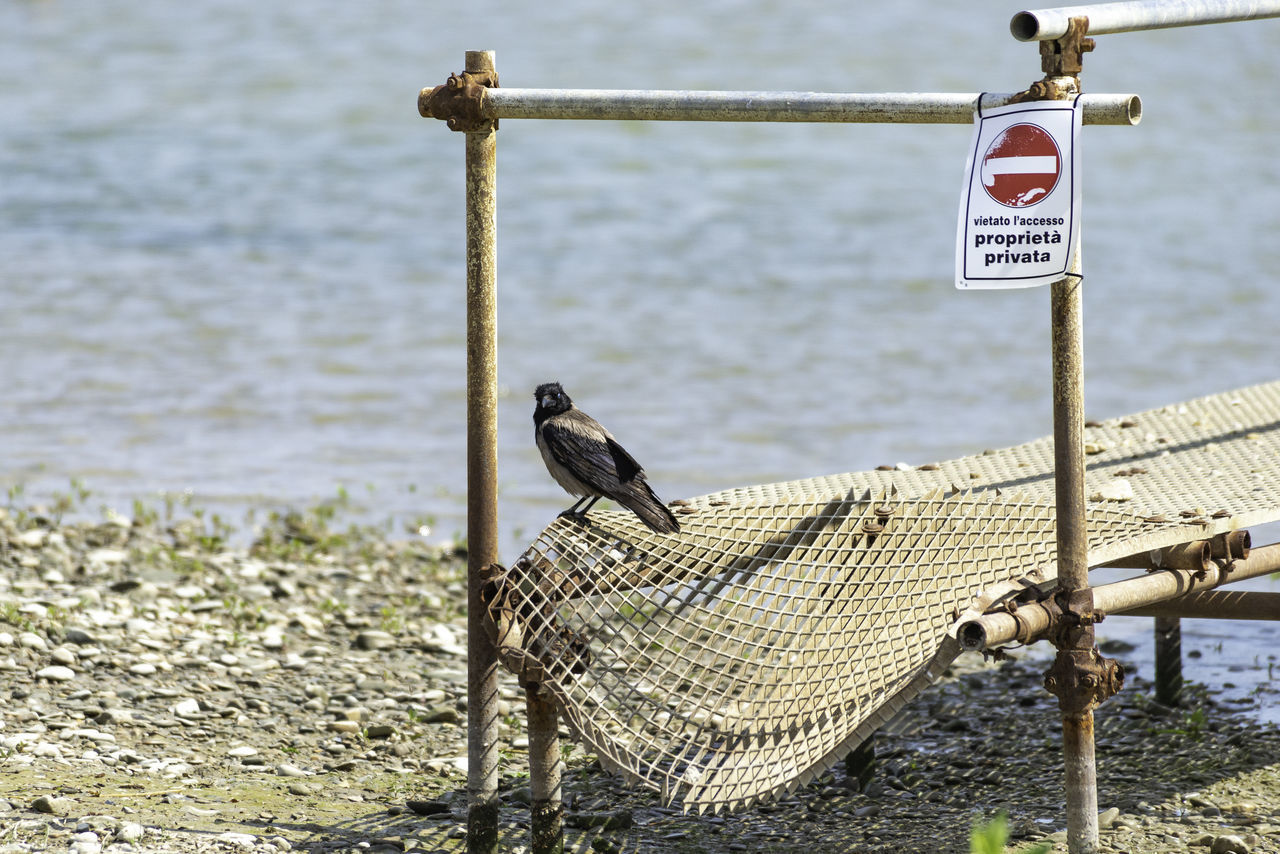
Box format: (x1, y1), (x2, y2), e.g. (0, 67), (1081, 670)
(617, 481), (681, 534)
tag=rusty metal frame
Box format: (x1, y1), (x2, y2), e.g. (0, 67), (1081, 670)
(422, 86), (1141, 125)
(420, 68), (500, 133)
(958, 535), (1277, 651)
(420, 8), (1280, 851)
(442, 49), (503, 854)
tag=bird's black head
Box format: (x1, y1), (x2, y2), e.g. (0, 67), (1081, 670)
(534, 382), (572, 422)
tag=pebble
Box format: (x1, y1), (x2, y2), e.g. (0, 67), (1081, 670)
(217, 832), (258, 849)
(30, 795), (73, 815)
(87, 548), (128, 566)
(275, 762), (312, 778)
(424, 704), (460, 724)
(172, 698), (201, 717)
(1211, 835), (1251, 854)
(328, 720), (361, 734)
(64, 627), (98, 645)
(116, 822), (146, 843)
(16, 529), (47, 548)
(36, 665), (76, 682)
(355, 630), (396, 651)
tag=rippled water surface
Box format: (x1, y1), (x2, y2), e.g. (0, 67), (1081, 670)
(3, 1), (1278, 702)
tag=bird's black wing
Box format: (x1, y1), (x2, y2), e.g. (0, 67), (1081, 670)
(540, 416), (627, 495)
(605, 437), (643, 483)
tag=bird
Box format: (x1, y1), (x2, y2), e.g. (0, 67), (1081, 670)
(533, 382), (680, 534)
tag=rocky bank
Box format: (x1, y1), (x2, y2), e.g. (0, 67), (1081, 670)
(0, 498), (1277, 853)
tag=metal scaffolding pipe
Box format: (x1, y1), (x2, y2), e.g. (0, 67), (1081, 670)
(1061, 714), (1098, 853)
(959, 541), (1280, 651)
(1153, 615), (1183, 706)
(1101, 529), (1250, 569)
(461, 49), (502, 854)
(1049, 247), (1099, 854)
(1011, 0), (1280, 41)
(440, 88), (1141, 126)
(526, 686), (564, 854)
(1050, 270), (1089, 596)
(1121, 589), (1280, 621)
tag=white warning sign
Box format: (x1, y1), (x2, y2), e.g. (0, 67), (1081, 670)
(956, 96), (1082, 289)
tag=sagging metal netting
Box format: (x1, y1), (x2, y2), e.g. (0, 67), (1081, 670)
(486, 379), (1280, 813)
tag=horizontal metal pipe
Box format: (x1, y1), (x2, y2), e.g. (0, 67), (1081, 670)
(1011, 0), (1280, 41)
(959, 541), (1280, 651)
(1099, 530), (1249, 569)
(1120, 589), (1280, 621)
(467, 89), (1142, 126)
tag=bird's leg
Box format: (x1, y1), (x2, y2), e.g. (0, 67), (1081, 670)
(558, 495), (592, 519)
(558, 495), (601, 523)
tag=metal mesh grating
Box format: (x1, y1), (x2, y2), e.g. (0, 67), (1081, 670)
(486, 379), (1280, 813)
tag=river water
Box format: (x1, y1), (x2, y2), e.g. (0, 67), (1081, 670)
(2, 1), (1278, 713)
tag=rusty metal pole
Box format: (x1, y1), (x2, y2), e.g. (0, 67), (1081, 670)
(1153, 615), (1184, 706)
(1050, 268), (1088, 594)
(1050, 256), (1104, 854)
(461, 49), (501, 854)
(1034, 18), (1121, 854)
(526, 683), (564, 854)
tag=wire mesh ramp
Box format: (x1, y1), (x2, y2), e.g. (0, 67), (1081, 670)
(484, 378), (1280, 814)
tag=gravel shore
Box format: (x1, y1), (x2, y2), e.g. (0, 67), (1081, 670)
(0, 498), (1277, 853)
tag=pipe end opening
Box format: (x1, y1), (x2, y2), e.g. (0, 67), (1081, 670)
(1009, 11), (1041, 42)
(958, 621), (988, 652)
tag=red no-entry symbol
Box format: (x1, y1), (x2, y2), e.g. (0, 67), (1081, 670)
(981, 123), (1062, 208)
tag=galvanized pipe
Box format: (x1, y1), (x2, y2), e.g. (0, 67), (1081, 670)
(1049, 257), (1100, 854)
(1101, 529), (1250, 569)
(1061, 712), (1098, 853)
(462, 88), (1141, 126)
(1122, 589), (1280, 621)
(1011, 0), (1280, 40)
(1050, 268), (1089, 595)
(958, 541), (1280, 651)
(526, 686), (564, 854)
(462, 49), (501, 854)
(1153, 615), (1184, 706)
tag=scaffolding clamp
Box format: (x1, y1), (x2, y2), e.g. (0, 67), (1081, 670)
(1011, 15), (1093, 103)
(1043, 587), (1124, 716)
(1039, 16), (1094, 77)
(1044, 644), (1125, 717)
(419, 69), (499, 132)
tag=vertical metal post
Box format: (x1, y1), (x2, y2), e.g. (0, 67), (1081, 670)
(1154, 615), (1183, 706)
(526, 684), (564, 854)
(1034, 18), (1118, 854)
(463, 49), (501, 854)
(1050, 261), (1100, 854)
(1050, 270), (1088, 587)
